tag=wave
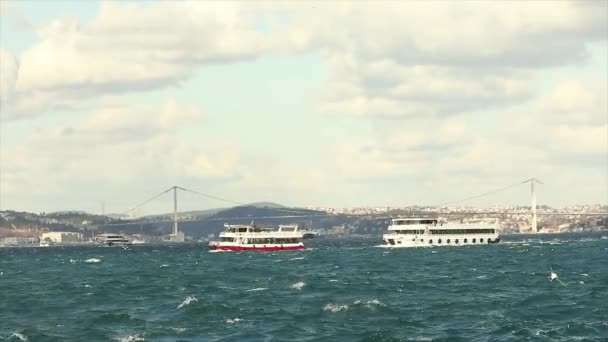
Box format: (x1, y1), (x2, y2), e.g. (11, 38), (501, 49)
(8, 333), (28, 341)
(85, 258), (101, 263)
(116, 335), (144, 342)
(177, 296), (198, 309)
(245, 287), (268, 292)
(324, 299), (387, 313)
(159, 264), (169, 268)
(354, 299), (387, 309)
(290, 281), (306, 290)
(289, 257), (305, 261)
(323, 303), (350, 312)
(225, 318), (242, 324)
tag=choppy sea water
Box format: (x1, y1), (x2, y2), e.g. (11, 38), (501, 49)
(1, 234), (607, 342)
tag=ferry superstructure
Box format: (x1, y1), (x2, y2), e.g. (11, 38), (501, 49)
(382, 218), (500, 247)
(96, 234), (132, 246)
(208, 224), (305, 252)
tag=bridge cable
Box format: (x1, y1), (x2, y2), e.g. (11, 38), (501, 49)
(434, 181), (524, 208)
(123, 187), (173, 215)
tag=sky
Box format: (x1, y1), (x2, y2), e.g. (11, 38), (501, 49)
(0, 0), (607, 215)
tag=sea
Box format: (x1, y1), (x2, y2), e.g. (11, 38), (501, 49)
(1, 233), (607, 342)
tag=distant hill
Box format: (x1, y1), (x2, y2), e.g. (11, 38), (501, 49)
(144, 202), (287, 220)
(246, 202), (286, 209)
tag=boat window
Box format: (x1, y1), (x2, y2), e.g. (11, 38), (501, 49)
(429, 228), (496, 235)
(220, 237), (234, 242)
(480, 238), (484, 243)
(455, 239), (458, 243)
(438, 239), (442, 244)
(472, 238), (476, 243)
(429, 239), (433, 244)
(464, 238), (468, 243)
(420, 219), (437, 225)
(447, 239), (450, 244)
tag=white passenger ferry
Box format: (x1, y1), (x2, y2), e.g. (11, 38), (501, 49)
(382, 218), (500, 247)
(96, 234), (132, 246)
(209, 224), (305, 252)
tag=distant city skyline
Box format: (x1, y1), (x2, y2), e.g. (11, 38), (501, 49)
(1, 1), (607, 214)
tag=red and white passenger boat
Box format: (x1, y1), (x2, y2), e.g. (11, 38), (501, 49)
(208, 223), (305, 252)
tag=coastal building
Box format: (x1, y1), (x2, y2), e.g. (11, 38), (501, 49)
(40, 231), (83, 244)
(0, 236), (38, 246)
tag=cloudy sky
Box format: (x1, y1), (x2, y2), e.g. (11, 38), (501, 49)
(0, 1), (606, 214)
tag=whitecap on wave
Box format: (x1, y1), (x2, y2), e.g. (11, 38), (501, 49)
(245, 287), (267, 292)
(354, 299), (387, 309)
(289, 257), (305, 261)
(116, 335), (144, 342)
(324, 299), (387, 313)
(226, 318), (242, 324)
(85, 258), (101, 263)
(8, 333), (28, 341)
(290, 281), (306, 290)
(323, 303), (350, 312)
(177, 296), (198, 309)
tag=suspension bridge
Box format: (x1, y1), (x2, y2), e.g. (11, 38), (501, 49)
(95, 179), (608, 236)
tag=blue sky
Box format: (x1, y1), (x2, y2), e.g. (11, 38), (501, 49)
(0, 1), (606, 214)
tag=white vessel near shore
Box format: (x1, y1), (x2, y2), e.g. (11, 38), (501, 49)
(209, 223), (305, 252)
(382, 218), (500, 247)
(96, 234), (132, 246)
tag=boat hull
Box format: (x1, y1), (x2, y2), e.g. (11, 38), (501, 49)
(209, 243), (305, 252)
(382, 235), (500, 248)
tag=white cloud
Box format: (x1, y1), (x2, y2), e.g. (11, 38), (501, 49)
(540, 79), (607, 126)
(0, 49), (18, 107)
(1, 1), (606, 209)
(3, 1), (271, 121)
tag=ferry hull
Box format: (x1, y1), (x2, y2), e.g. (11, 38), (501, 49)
(209, 243), (305, 252)
(382, 235), (500, 248)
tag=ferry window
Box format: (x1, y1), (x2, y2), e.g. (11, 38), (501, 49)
(455, 239), (458, 243)
(220, 237), (234, 242)
(447, 239), (450, 244)
(480, 238), (484, 243)
(464, 239), (468, 243)
(429, 239), (433, 244)
(472, 238), (476, 243)
(438, 239), (442, 244)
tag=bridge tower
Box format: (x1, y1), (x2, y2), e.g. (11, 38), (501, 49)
(523, 178), (543, 233)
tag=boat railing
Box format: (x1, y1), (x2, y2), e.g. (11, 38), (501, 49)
(219, 231), (303, 238)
